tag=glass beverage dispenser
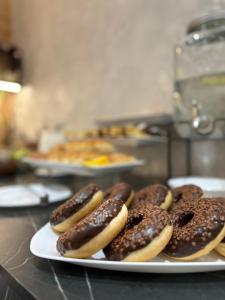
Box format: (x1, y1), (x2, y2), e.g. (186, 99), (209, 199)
(174, 2), (225, 138)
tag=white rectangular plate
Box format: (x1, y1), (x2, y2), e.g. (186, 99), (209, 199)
(22, 158), (144, 176)
(30, 223), (225, 273)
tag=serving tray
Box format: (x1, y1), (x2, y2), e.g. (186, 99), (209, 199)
(30, 223), (225, 273)
(22, 157), (144, 176)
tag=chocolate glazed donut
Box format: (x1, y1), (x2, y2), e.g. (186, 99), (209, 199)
(104, 182), (134, 207)
(170, 184), (203, 212)
(130, 184), (172, 210)
(104, 204), (173, 262)
(214, 198), (225, 257)
(57, 198), (128, 258)
(50, 183), (103, 233)
(164, 198), (225, 261)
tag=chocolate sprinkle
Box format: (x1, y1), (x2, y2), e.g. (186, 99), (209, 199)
(130, 184), (169, 209)
(57, 198), (123, 254)
(50, 183), (100, 225)
(104, 203), (170, 260)
(104, 182), (132, 204)
(165, 198), (225, 258)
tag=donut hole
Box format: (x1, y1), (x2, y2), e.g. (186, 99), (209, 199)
(126, 214), (144, 229)
(177, 212), (194, 227)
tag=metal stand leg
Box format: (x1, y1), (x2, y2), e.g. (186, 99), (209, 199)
(186, 139), (192, 176)
(167, 137), (172, 180)
(166, 127), (172, 180)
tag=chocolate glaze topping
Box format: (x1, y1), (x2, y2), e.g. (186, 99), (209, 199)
(57, 198), (123, 254)
(104, 182), (132, 203)
(104, 203), (170, 260)
(130, 184), (168, 209)
(165, 198), (225, 257)
(50, 183), (100, 225)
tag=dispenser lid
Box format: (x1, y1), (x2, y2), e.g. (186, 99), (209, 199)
(187, 11), (225, 33)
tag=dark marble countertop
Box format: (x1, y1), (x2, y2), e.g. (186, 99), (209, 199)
(1, 172), (225, 300)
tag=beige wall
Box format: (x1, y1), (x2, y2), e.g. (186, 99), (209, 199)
(11, 0), (201, 141)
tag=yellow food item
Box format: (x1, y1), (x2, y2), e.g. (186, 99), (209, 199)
(83, 153), (135, 168)
(83, 155), (110, 167)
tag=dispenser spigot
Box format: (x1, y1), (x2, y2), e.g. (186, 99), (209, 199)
(191, 99), (213, 135)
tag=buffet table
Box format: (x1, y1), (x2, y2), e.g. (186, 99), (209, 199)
(1, 173), (225, 300)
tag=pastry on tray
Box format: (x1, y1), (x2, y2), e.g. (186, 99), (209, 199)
(28, 139), (136, 167)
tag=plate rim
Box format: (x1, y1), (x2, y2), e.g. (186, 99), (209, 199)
(30, 222), (225, 269)
(22, 157), (144, 169)
(22, 157), (144, 176)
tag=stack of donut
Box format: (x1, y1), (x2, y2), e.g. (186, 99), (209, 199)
(49, 182), (225, 262)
